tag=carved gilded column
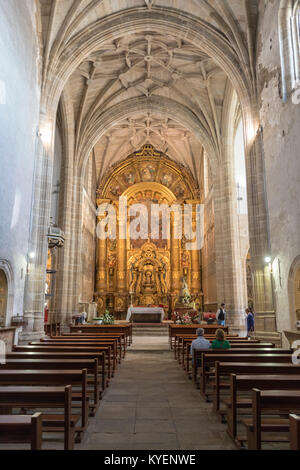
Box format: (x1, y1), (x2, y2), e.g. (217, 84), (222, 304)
(117, 214), (127, 293)
(96, 237), (107, 292)
(191, 249), (201, 293)
(115, 216), (128, 313)
(188, 200), (202, 295)
(95, 200), (108, 313)
(170, 210), (181, 310)
(117, 236), (127, 292)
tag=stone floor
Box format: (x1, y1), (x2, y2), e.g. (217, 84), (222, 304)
(76, 335), (236, 450)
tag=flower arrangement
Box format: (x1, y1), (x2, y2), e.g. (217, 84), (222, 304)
(172, 310), (199, 325)
(100, 309), (115, 325)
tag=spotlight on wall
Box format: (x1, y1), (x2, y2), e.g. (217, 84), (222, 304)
(264, 256), (271, 264)
(28, 252), (36, 260)
(38, 122), (52, 147)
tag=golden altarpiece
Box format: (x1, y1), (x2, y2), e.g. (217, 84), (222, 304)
(95, 145), (203, 318)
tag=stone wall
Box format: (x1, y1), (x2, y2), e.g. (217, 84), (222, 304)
(0, 0), (40, 325)
(257, 1), (300, 334)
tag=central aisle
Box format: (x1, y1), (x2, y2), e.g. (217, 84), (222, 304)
(77, 334), (236, 450)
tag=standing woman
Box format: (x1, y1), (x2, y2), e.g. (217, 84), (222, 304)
(246, 308), (255, 337)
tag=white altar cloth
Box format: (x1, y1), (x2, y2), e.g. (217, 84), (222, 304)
(126, 307), (165, 322)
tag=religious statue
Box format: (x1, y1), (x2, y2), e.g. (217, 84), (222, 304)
(158, 267), (168, 294)
(129, 266), (139, 293)
(142, 265), (155, 293)
(178, 276), (192, 304)
(180, 276), (189, 293)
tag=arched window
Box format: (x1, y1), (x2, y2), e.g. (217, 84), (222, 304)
(279, 0), (300, 100)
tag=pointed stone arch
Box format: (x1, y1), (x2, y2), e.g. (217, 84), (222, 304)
(288, 255), (300, 327)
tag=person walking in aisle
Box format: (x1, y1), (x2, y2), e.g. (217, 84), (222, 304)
(216, 303), (226, 326)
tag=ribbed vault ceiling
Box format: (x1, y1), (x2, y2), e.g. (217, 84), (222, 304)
(39, 0), (259, 184)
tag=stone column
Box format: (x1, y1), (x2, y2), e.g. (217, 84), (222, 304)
(53, 163), (77, 327)
(20, 113), (55, 342)
(213, 162), (247, 334)
(245, 121), (277, 342)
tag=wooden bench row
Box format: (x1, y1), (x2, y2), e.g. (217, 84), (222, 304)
(69, 324), (133, 345)
(173, 331), (300, 450)
(173, 334), (251, 361)
(169, 324), (229, 349)
(0, 330), (127, 450)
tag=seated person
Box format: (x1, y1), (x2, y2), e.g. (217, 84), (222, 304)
(211, 329), (231, 349)
(190, 328), (211, 365)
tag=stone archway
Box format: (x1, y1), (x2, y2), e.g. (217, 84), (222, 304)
(0, 270), (8, 326)
(0, 260), (14, 327)
(23, 4), (274, 339)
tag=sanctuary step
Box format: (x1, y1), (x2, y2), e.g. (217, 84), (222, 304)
(132, 323), (169, 337)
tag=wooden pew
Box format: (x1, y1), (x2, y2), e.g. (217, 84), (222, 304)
(0, 385), (76, 450)
(185, 343), (277, 374)
(177, 338), (262, 363)
(178, 337), (256, 364)
(195, 350), (292, 384)
(1, 358), (101, 415)
(226, 374), (300, 443)
(37, 338), (121, 364)
(175, 335), (255, 361)
(214, 361), (300, 413)
(69, 324), (132, 346)
(52, 334), (127, 358)
(242, 389), (300, 450)
(6, 351), (108, 388)
(0, 369), (89, 439)
(30, 339), (120, 367)
(169, 324), (229, 349)
(289, 414), (300, 450)
(0, 413), (42, 450)
(14, 345), (113, 379)
(44, 322), (61, 337)
(199, 353), (292, 398)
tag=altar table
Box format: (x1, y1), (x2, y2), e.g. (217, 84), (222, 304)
(126, 307), (165, 323)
